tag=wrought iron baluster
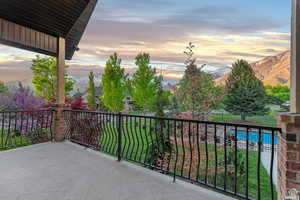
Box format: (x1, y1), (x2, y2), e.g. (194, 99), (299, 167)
(166, 119), (172, 173)
(124, 116), (131, 159)
(234, 126), (238, 195)
(173, 120), (178, 182)
(180, 121), (185, 177)
(1, 112), (5, 148)
(205, 123), (208, 184)
(129, 116), (135, 159)
(143, 117), (150, 165)
(196, 122), (201, 182)
(224, 125), (227, 191)
(117, 112), (122, 161)
(257, 128), (262, 200)
(188, 122), (192, 179)
(246, 127), (249, 199)
(138, 116), (144, 163)
(270, 130), (275, 200)
(214, 124), (218, 188)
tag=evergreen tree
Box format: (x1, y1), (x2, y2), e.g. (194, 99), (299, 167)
(31, 56), (75, 100)
(224, 60), (269, 120)
(131, 53), (157, 112)
(87, 71), (96, 110)
(102, 53), (127, 112)
(150, 75), (171, 117)
(146, 75), (172, 166)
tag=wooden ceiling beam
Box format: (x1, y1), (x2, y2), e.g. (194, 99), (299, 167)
(0, 0), (97, 60)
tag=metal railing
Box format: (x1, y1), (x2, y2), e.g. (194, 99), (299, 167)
(64, 110), (281, 200)
(0, 110), (54, 150)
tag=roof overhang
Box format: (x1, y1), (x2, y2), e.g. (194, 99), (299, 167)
(0, 0), (97, 60)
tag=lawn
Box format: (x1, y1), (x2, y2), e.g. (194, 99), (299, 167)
(0, 131), (32, 150)
(99, 119), (152, 163)
(169, 144), (276, 200)
(211, 111), (278, 127)
(205, 145), (277, 200)
(0, 129), (52, 151)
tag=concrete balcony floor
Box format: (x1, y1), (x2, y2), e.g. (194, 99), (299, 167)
(0, 142), (234, 200)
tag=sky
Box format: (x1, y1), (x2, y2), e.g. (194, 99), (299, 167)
(0, 0), (291, 82)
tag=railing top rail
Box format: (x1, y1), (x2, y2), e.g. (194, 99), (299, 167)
(64, 109), (281, 132)
(0, 109), (54, 113)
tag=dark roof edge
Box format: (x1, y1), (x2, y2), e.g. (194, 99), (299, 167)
(0, 38), (57, 58)
(65, 0), (98, 60)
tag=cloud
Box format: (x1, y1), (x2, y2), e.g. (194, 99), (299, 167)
(263, 48), (282, 53)
(0, 0), (291, 81)
(72, 1), (290, 68)
(224, 52), (266, 59)
(158, 5), (285, 35)
(115, 0), (173, 7)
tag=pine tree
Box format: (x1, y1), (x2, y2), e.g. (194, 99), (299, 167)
(224, 60), (269, 120)
(146, 75), (172, 166)
(87, 71), (96, 110)
(150, 75), (170, 117)
(102, 53), (127, 112)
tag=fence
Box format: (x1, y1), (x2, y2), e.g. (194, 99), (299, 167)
(0, 110), (54, 150)
(64, 110), (281, 200)
(210, 111), (278, 128)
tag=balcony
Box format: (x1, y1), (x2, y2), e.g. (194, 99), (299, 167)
(0, 110), (281, 200)
(1, 0), (300, 199)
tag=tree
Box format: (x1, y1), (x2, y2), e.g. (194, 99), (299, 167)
(0, 84), (49, 142)
(0, 81), (7, 93)
(149, 76), (171, 117)
(265, 85), (290, 103)
(146, 75), (172, 166)
(169, 94), (180, 114)
(31, 56), (75, 101)
(87, 71), (96, 110)
(131, 53), (157, 112)
(224, 60), (269, 120)
(0, 83), (45, 111)
(175, 42), (223, 119)
(101, 53), (127, 112)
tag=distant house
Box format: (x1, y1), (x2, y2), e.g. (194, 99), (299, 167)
(73, 86), (104, 110)
(73, 87), (134, 112)
(163, 83), (177, 94)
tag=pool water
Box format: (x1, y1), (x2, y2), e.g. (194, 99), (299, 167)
(230, 130), (278, 145)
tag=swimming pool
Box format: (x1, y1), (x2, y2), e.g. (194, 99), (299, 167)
(230, 130), (278, 145)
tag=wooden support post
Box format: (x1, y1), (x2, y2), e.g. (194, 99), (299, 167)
(57, 37), (66, 105)
(291, 0), (300, 113)
(53, 37), (66, 142)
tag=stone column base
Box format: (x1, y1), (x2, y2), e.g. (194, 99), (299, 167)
(53, 104), (66, 142)
(278, 113), (300, 199)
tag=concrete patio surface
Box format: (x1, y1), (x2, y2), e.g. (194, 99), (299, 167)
(0, 141), (234, 200)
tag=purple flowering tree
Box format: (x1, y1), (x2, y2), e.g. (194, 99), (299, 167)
(0, 85), (52, 143)
(0, 86), (45, 111)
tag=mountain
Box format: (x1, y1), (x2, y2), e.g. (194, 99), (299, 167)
(216, 51), (290, 86)
(4, 75), (182, 95)
(6, 79), (32, 89)
(203, 65), (232, 79)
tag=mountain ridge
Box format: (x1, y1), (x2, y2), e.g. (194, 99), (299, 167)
(216, 51), (290, 86)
